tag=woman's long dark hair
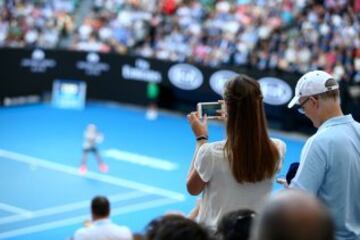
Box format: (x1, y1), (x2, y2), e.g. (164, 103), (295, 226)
(224, 75), (279, 183)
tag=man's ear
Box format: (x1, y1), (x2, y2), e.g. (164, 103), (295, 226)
(312, 96), (320, 109)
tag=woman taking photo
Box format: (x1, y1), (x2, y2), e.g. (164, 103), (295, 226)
(187, 75), (286, 228)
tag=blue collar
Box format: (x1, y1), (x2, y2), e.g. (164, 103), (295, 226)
(318, 114), (354, 131)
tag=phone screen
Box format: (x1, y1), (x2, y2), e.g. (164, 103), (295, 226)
(198, 102), (222, 118)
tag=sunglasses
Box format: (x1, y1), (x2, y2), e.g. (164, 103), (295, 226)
(298, 97), (311, 114)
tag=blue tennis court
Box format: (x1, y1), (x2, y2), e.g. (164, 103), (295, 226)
(0, 102), (305, 239)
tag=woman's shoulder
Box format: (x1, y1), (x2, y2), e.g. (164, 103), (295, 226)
(270, 138), (286, 158)
(202, 140), (226, 154)
(271, 137), (286, 146)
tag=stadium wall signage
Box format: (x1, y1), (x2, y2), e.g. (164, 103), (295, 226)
(122, 59), (162, 83)
(2, 48), (359, 131)
(76, 52), (110, 76)
(168, 63), (203, 90)
(209, 70), (239, 96)
(259, 77), (293, 105)
(20, 49), (56, 73)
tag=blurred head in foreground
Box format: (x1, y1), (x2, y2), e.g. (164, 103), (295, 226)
(252, 190), (334, 240)
(145, 214), (211, 240)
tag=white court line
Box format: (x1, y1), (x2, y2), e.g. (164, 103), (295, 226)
(0, 203), (32, 216)
(0, 197), (179, 239)
(0, 149), (185, 201)
(103, 149), (177, 171)
(0, 191), (147, 225)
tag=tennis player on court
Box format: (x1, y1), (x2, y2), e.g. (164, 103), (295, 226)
(79, 124), (108, 174)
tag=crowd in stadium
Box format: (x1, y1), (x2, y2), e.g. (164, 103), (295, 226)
(1, 1), (360, 240)
(1, 0), (360, 83)
(0, 0), (76, 48)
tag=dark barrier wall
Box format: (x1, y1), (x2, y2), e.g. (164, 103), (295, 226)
(1, 48), (359, 132)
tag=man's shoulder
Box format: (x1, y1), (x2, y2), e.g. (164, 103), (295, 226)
(108, 222), (132, 233)
(73, 223), (132, 240)
(302, 132), (330, 157)
(314, 119), (359, 143)
(305, 124), (354, 155)
(311, 127), (341, 144)
(74, 227), (91, 240)
(352, 119), (360, 130)
(106, 223), (133, 239)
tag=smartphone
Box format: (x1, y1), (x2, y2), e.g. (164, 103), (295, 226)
(197, 102), (223, 119)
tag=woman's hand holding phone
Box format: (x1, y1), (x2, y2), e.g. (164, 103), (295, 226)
(187, 111), (208, 139)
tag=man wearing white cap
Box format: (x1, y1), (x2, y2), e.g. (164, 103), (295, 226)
(287, 70), (360, 240)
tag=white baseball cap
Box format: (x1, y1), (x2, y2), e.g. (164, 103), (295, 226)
(287, 70), (339, 108)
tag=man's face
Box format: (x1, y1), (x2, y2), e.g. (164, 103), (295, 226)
(299, 96), (321, 128)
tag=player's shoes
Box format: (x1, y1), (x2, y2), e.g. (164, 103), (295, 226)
(79, 164), (87, 175)
(99, 163), (108, 173)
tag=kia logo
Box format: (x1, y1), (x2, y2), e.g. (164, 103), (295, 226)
(210, 70), (239, 96)
(168, 64), (203, 90)
(259, 77), (293, 105)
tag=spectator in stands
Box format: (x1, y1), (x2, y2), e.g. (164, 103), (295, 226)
(144, 214), (211, 240)
(73, 195), (132, 240)
(216, 209), (256, 240)
(186, 75), (286, 228)
(288, 70), (360, 240)
(252, 189), (334, 240)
